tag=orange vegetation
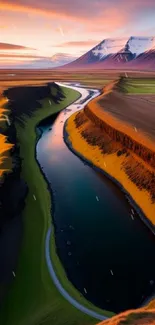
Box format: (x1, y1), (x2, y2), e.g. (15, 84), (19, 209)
(66, 105), (155, 225)
(0, 101), (13, 178)
(66, 79), (155, 324)
(98, 299), (155, 325)
(85, 83), (155, 168)
(66, 103), (155, 322)
(0, 133), (13, 177)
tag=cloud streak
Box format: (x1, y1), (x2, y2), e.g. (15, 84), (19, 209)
(55, 40), (99, 47)
(1, 0), (155, 60)
(0, 53), (47, 59)
(0, 1), (80, 21)
(1, 0), (155, 22)
(2, 0), (155, 39)
(0, 42), (35, 50)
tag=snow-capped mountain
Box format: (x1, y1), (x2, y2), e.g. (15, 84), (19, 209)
(50, 53), (77, 66)
(61, 38), (128, 68)
(126, 47), (155, 70)
(59, 36), (155, 70)
(92, 38), (128, 60)
(124, 36), (155, 57)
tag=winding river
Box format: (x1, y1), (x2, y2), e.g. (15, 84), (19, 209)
(37, 83), (155, 314)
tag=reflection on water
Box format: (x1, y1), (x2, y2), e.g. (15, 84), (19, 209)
(37, 84), (155, 313)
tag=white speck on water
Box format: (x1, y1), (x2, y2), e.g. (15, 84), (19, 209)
(84, 288), (87, 294)
(33, 194), (36, 201)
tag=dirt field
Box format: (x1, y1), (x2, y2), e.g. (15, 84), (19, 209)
(99, 93), (155, 142)
(1, 69), (155, 88)
(1, 70), (155, 144)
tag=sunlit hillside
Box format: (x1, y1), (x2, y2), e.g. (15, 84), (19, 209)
(98, 300), (155, 325)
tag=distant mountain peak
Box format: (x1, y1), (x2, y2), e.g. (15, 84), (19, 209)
(92, 38), (128, 60)
(60, 35), (155, 71)
(124, 36), (155, 56)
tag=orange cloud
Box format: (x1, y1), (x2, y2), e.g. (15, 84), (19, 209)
(0, 53), (48, 59)
(0, 42), (35, 50)
(0, 0), (141, 25)
(0, 1), (78, 21)
(55, 40), (99, 47)
(0, 25), (8, 29)
(85, 7), (131, 33)
(0, 0), (155, 47)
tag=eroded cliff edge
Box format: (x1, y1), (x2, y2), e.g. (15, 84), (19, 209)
(65, 78), (155, 227)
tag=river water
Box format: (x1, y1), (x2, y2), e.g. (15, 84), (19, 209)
(37, 83), (155, 313)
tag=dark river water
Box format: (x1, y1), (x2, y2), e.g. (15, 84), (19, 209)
(37, 84), (155, 313)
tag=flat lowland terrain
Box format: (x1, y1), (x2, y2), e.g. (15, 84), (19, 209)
(1, 69), (155, 88)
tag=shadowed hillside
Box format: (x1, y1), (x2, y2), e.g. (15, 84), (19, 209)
(0, 97), (27, 305)
(0, 82), (66, 307)
(3, 82), (65, 125)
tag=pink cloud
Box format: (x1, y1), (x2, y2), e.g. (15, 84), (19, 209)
(0, 53), (47, 59)
(1, 0), (155, 55)
(55, 40), (99, 47)
(0, 42), (35, 50)
(1, 0), (155, 23)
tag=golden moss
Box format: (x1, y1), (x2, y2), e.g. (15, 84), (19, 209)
(98, 308), (155, 325)
(66, 110), (155, 225)
(0, 98), (13, 178)
(97, 299), (155, 325)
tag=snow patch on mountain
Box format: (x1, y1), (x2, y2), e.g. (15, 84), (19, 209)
(125, 36), (155, 57)
(92, 38), (128, 60)
(50, 53), (77, 65)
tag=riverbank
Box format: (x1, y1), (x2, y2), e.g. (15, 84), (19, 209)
(65, 108), (155, 232)
(65, 78), (155, 230)
(36, 92), (111, 319)
(0, 85), (107, 325)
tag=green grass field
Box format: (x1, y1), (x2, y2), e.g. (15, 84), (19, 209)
(0, 86), (112, 325)
(125, 78), (155, 94)
(76, 76), (155, 92)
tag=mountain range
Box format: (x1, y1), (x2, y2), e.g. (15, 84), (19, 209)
(59, 36), (155, 71)
(2, 37), (155, 70)
(0, 53), (77, 69)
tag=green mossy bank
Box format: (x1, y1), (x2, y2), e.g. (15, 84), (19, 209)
(0, 85), (108, 325)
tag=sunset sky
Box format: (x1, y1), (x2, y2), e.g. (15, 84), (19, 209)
(0, 0), (155, 66)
